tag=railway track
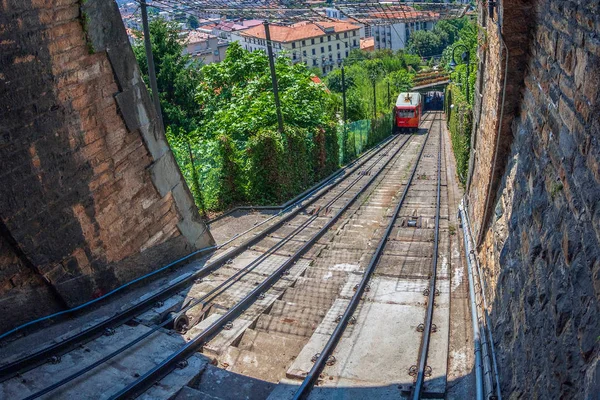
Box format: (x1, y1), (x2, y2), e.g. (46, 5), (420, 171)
(0, 114), (439, 400)
(267, 112), (448, 400)
(0, 119), (407, 380)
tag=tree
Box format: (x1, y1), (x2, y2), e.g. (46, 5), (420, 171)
(132, 18), (202, 134)
(364, 58), (384, 82)
(324, 68), (355, 93)
(346, 90), (367, 121)
(441, 18), (478, 105)
(194, 42), (336, 140)
(407, 30), (443, 57)
(322, 49), (416, 122)
(387, 70), (413, 94)
(407, 17), (472, 58)
(188, 15), (199, 29)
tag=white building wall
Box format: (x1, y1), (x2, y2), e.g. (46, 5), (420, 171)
(236, 28), (361, 75)
(374, 20), (437, 51)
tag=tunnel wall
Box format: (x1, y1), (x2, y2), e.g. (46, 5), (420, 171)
(0, 0), (214, 333)
(468, 0), (600, 398)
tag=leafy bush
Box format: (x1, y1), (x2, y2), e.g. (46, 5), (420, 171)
(445, 85), (472, 183)
(407, 17), (472, 58)
(440, 17), (478, 183)
(159, 41), (342, 211)
(132, 19), (202, 134)
(325, 50), (416, 125)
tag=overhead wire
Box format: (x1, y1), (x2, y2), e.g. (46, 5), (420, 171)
(136, 0), (467, 24)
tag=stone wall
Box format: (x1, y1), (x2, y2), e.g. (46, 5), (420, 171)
(468, 0), (600, 398)
(0, 0), (214, 333)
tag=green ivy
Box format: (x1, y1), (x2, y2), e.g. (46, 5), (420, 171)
(445, 85), (472, 183)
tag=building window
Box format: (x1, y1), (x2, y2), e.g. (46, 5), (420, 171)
(329, 54), (333, 61)
(303, 50), (307, 57)
(336, 43), (340, 50)
(337, 52), (341, 61)
(321, 46), (324, 53)
(320, 37), (324, 43)
(328, 44), (331, 51)
(312, 48), (316, 55)
(353, 31), (357, 36)
(345, 42), (348, 48)
(344, 32), (348, 38)
(311, 38), (315, 45)
(293, 52), (297, 60)
(345, 51), (348, 57)
(313, 59), (317, 66)
(328, 35), (331, 41)
(336, 34), (339, 39)
(353, 39), (357, 46)
(302, 40), (306, 46)
(292, 42), (296, 48)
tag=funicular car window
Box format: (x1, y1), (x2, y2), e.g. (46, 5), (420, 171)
(397, 109), (415, 118)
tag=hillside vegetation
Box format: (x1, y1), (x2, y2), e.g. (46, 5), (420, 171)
(134, 21), (338, 211)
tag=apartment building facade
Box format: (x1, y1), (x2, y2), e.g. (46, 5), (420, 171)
(182, 31), (229, 64)
(372, 19), (437, 51)
(234, 21), (362, 75)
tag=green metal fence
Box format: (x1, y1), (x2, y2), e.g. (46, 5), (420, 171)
(338, 113), (393, 165)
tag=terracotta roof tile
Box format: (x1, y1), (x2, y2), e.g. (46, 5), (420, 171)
(240, 20), (361, 43)
(360, 37), (375, 51)
(184, 30), (216, 44)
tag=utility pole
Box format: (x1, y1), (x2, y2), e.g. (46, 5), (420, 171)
(372, 79), (377, 119)
(186, 139), (207, 219)
(264, 21), (285, 133)
(341, 63), (347, 162)
(387, 81), (390, 108)
(140, 0), (163, 131)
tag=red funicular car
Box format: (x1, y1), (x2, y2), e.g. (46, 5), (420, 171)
(393, 92), (422, 133)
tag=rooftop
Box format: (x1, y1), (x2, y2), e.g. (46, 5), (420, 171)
(184, 30), (217, 44)
(215, 19), (263, 32)
(360, 37), (375, 51)
(368, 7), (440, 22)
(240, 20), (361, 43)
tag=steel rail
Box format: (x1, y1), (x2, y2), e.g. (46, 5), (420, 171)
(412, 113), (443, 399)
(22, 128), (415, 400)
(108, 126), (420, 400)
(1, 133), (400, 347)
(0, 133), (405, 383)
(292, 113), (439, 400)
(23, 211), (322, 400)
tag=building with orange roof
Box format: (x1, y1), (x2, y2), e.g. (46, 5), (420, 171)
(233, 20), (361, 75)
(360, 37), (375, 52)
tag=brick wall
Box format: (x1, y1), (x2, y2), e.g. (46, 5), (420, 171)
(466, 0), (533, 245)
(0, 0), (214, 333)
(468, 0), (600, 397)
